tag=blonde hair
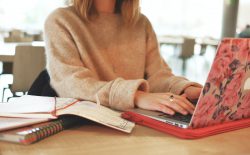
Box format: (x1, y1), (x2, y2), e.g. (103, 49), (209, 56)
(71, 0), (140, 25)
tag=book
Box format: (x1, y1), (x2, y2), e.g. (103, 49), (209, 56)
(0, 117), (49, 132)
(0, 116), (83, 144)
(0, 96), (80, 119)
(0, 95), (135, 133)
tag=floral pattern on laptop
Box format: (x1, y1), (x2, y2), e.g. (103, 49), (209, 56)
(191, 38), (250, 128)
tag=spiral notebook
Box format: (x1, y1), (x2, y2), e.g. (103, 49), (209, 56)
(0, 116), (82, 144)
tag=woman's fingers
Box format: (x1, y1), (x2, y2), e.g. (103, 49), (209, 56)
(183, 86), (202, 100)
(160, 98), (189, 115)
(152, 103), (175, 115)
(138, 100), (175, 115)
(156, 94), (194, 115)
(134, 92), (176, 115)
(173, 95), (195, 113)
(134, 91), (196, 115)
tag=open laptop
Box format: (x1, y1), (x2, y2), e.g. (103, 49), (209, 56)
(131, 38), (250, 129)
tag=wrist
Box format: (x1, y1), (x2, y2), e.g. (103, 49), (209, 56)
(134, 91), (145, 107)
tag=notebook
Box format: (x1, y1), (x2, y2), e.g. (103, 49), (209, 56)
(0, 116), (83, 144)
(0, 117), (49, 132)
(0, 95), (135, 133)
(124, 38), (250, 129)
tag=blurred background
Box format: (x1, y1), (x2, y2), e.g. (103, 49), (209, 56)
(0, 0), (249, 101)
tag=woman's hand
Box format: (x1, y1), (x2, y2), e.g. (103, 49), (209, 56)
(182, 86), (202, 100)
(134, 91), (195, 115)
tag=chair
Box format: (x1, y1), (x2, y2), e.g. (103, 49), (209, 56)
(2, 45), (46, 101)
(179, 37), (195, 75)
(0, 62), (13, 100)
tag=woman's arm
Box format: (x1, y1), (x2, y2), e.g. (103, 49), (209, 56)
(133, 16), (202, 115)
(44, 9), (149, 110)
(143, 17), (202, 95)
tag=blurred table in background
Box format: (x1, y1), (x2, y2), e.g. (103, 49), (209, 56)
(195, 37), (220, 55)
(158, 35), (184, 56)
(158, 36), (195, 75)
(158, 35), (184, 46)
(158, 36), (220, 76)
(158, 36), (220, 57)
(0, 43), (16, 75)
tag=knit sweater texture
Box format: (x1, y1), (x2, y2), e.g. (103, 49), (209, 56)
(44, 6), (201, 110)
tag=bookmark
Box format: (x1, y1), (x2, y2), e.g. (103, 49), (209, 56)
(52, 97), (57, 117)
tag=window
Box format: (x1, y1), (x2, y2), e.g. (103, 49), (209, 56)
(237, 0), (250, 33)
(0, 0), (65, 32)
(140, 0), (223, 39)
(140, 0), (224, 83)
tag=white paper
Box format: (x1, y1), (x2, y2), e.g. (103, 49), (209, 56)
(0, 95), (55, 113)
(55, 98), (79, 110)
(0, 117), (49, 131)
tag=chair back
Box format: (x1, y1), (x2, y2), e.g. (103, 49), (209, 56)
(11, 45), (46, 92)
(180, 37), (195, 58)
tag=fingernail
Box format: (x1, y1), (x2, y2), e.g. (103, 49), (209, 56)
(183, 111), (188, 115)
(169, 111), (175, 115)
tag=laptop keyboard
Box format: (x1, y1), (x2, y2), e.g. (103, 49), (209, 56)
(157, 98), (197, 123)
(158, 113), (192, 123)
(171, 113), (192, 123)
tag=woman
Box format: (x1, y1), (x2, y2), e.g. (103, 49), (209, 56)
(44, 0), (202, 115)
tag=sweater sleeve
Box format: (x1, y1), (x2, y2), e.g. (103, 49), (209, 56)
(44, 9), (149, 111)
(144, 18), (202, 94)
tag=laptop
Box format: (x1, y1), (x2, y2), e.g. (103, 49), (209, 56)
(130, 38), (250, 129)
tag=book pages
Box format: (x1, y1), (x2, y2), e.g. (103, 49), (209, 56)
(0, 95), (135, 133)
(57, 101), (135, 133)
(0, 117), (48, 131)
(0, 95), (55, 113)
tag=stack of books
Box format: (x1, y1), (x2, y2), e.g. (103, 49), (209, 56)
(0, 95), (135, 144)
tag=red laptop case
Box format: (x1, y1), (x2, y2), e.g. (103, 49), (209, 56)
(121, 38), (250, 139)
(122, 111), (250, 139)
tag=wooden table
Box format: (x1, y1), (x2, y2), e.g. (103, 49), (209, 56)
(0, 123), (249, 155)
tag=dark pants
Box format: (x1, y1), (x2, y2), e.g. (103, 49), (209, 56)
(28, 70), (58, 97)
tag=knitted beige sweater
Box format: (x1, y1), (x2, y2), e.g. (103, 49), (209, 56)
(44, 6), (201, 110)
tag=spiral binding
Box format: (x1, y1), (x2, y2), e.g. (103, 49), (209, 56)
(19, 120), (64, 144)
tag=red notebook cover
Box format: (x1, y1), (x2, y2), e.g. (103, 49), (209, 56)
(122, 111), (250, 139)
